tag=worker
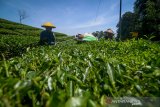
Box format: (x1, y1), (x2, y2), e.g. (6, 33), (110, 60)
(75, 33), (98, 42)
(40, 22), (56, 45)
(104, 28), (114, 40)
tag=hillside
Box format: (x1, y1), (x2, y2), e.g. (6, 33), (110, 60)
(0, 18), (71, 60)
(0, 18), (68, 37)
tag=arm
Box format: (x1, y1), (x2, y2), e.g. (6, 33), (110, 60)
(52, 33), (56, 44)
(48, 32), (56, 45)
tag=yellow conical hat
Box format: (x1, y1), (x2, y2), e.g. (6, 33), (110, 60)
(41, 22), (56, 28)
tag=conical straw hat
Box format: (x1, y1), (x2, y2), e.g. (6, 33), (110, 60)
(105, 29), (114, 34)
(41, 22), (56, 28)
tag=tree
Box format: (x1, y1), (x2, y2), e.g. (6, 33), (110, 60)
(18, 10), (28, 24)
(92, 31), (105, 40)
(116, 12), (137, 40)
(134, 0), (160, 40)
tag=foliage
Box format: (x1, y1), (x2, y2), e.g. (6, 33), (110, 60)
(0, 39), (160, 107)
(92, 31), (105, 40)
(0, 18), (68, 37)
(116, 12), (137, 40)
(117, 0), (160, 40)
(0, 35), (39, 60)
(0, 35), (72, 60)
(134, 0), (160, 40)
(0, 18), (69, 60)
(55, 32), (69, 37)
(0, 18), (41, 37)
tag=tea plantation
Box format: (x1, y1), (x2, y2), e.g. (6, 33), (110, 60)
(0, 18), (160, 107)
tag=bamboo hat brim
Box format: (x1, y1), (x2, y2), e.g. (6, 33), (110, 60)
(41, 22), (56, 28)
(104, 29), (114, 34)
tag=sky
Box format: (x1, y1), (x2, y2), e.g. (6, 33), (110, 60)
(0, 0), (135, 36)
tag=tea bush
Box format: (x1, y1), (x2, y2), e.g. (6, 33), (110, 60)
(0, 39), (160, 107)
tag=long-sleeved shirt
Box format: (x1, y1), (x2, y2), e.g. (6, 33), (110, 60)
(40, 30), (56, 45)
(82, 33), (98, 41)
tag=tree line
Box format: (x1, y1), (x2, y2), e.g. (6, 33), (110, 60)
(116, 0), (160, 40)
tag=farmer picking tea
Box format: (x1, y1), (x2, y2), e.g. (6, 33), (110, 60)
(75, 33), (98, 42)
(40, 22), (56, 45)
(104, 28), (114, 40)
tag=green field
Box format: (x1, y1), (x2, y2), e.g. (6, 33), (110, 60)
(0, 18), (160, 107)
(0, 18), (70, 60)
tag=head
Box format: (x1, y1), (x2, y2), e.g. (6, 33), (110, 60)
(104, 29), (114, 39)
(45, 27), (52, 31)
